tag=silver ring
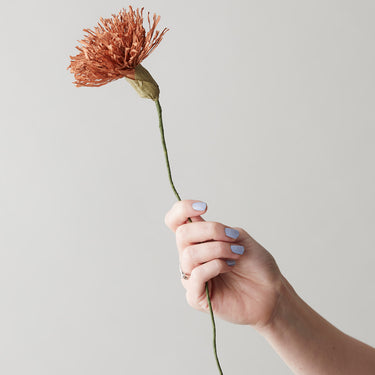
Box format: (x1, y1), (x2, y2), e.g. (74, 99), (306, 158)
(179, 264), (190, 280)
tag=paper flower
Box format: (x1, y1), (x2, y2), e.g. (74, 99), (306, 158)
(68, 7), (223, 374)
(68, 6), (168, 99)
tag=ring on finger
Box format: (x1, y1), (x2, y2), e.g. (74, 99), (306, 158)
(179, 264), (191, 280)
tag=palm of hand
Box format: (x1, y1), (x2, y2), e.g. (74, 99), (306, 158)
(207, 231), (282, 327)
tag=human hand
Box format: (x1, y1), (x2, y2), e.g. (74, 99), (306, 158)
(165, 200), (284, 328)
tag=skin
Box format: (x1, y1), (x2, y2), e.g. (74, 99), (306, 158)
(165, 200), (375, 375)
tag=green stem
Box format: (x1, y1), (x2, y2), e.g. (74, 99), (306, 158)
(206, 283), (223, 375)
(155, 99), (181, 202)
(155, 99), (223, 375)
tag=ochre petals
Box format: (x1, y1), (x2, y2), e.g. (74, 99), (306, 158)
(68, 6), (168, 87)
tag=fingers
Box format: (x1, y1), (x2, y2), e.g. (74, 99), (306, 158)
(176, 221), (244, 251)
(180, 241), (244, 275)
(165, 200), (207, 232)
(177, 223), (246, 311)
(185, 259), (233, 310)
(165, 200), (246, 312)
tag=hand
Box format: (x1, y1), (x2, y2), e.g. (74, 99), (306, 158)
(165, 200), (284, 328)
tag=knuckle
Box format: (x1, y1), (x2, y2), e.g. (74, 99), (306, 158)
(207, 221), (221, 238)
(197, 295), (209, 311)
(164, 211), (171, 227)
(212, 258), (223, 274)
(190, 266), (202, 281)
(215, 241), (227, 257)
(181, 246), (194, 270)
(172, 200), (182, 211)
(183, 245), (195, 263)
(175, 224), (187, 241)
(186, 291), (208, 311)
(174, 201), (185, 217)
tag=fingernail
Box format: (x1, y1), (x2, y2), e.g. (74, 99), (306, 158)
(231, 245), (244, 255)
(225, 227), (239, 239)
(192, 201), (207, 211)
(226, 260), (236, 266)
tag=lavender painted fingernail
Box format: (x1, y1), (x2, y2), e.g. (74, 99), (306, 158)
(226, 260), (236, 266)
(231, 245), (244, 255)
(192, 202), (207, 211)
(225, 227), (239, 239)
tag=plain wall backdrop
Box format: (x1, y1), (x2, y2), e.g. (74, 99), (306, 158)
(0, 0), (374, 374)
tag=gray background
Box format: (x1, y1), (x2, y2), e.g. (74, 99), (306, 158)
(0, 0), (374, 374)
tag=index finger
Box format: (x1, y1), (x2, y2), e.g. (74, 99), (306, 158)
(164, 200), (207, 232)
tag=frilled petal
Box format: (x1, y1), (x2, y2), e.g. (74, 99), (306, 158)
(68, 6), (168, 87)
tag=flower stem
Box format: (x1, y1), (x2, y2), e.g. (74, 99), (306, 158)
(155, 99), (223, 375)
(206, 283), (223, 375)
(155, 99), (181, 202)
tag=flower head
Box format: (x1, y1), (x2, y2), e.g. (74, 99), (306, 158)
(68, 6), (168, 94)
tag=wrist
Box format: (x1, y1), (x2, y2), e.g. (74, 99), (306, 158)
(254, 276), (342, 374)
(255, 276), (302, 337)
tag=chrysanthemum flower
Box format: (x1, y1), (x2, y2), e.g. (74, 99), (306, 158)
(68, 6), (168, 99)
